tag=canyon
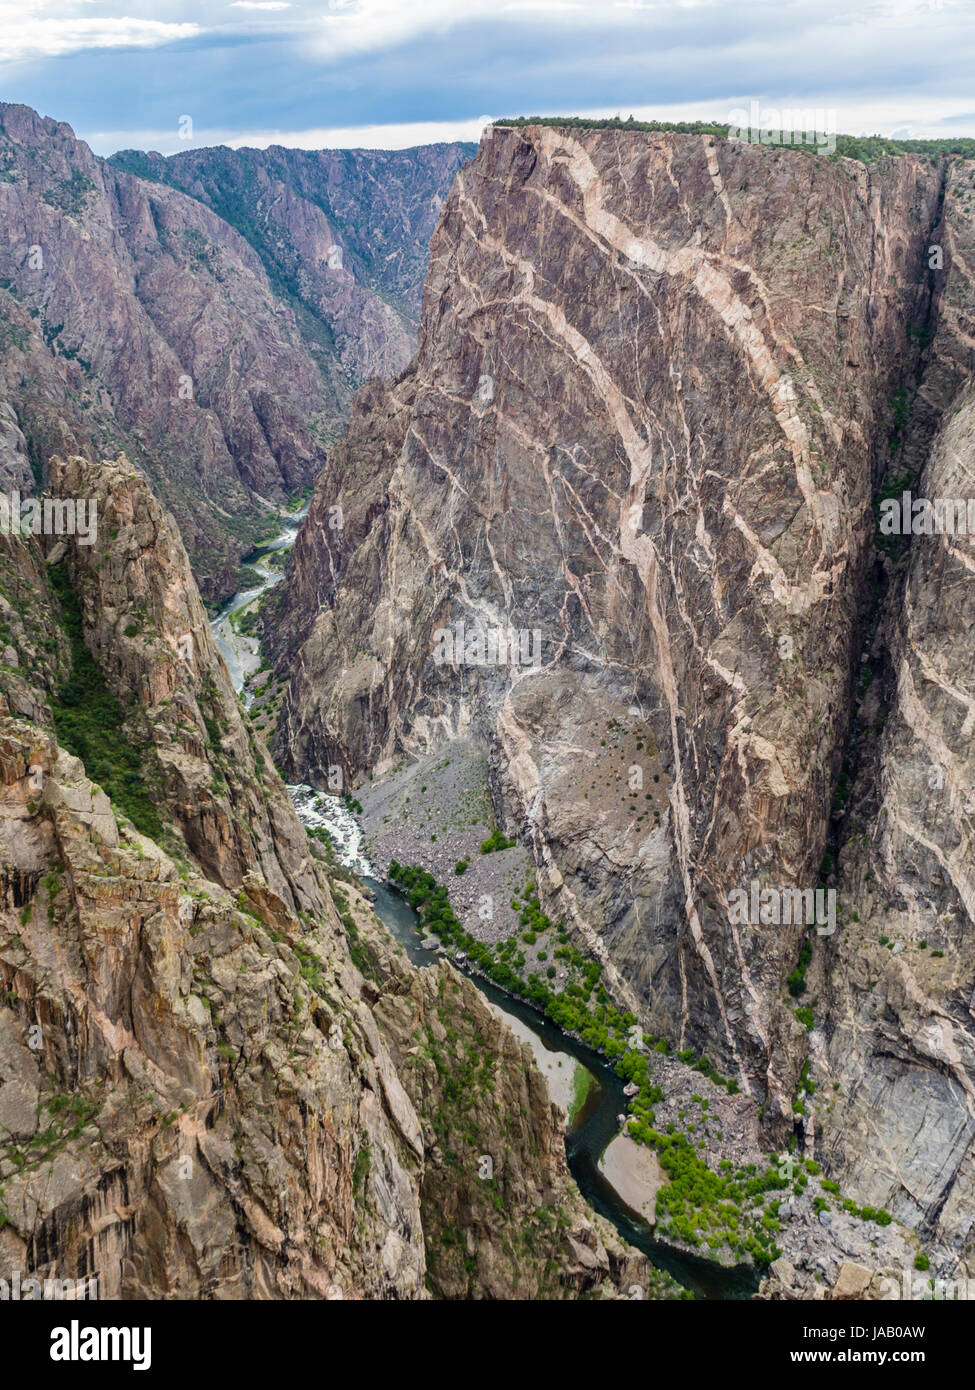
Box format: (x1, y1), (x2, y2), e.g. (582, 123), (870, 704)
(0, 103), (470, 601)
(0, 448), (655, 1299)
(2, 103), (975, 1301)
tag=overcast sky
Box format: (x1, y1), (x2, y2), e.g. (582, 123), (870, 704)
(0, 0), (972, 156)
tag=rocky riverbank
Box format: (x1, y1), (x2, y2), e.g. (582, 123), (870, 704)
(350, 746), (922, 1291)
(357, 739), (532, 947)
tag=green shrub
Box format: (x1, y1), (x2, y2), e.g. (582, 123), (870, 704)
(787, 935), (813, 997)
(49, 563), (166, 842)
(480, 827), (516, 854)
(387, 858), (780, 1266)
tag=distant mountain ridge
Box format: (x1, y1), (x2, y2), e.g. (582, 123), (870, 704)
(109, 141), (476, 420)
(0, 102), (472, 600)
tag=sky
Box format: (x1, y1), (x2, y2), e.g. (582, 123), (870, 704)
(0, 0), (972, 157)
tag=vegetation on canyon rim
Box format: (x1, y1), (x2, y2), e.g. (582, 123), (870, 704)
(501, 115), (975, 164)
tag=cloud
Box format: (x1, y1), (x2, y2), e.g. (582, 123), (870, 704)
(3, 0), (972, 155)
(87, 114), (496, 156)
(229, 2), (292, 9)
(0, 2), (199, 62)
(312, 0), (667, 59)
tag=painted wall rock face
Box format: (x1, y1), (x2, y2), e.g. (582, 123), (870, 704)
(269, 125), (954, 1129)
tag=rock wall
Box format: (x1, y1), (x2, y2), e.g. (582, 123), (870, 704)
(268, 124), (946, 1121)
(809, 158), (975, 1264)
(0, 104), (470, 600)
(109, 141), (475, 398)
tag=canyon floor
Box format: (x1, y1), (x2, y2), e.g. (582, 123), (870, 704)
(342, 744), (923, 1294)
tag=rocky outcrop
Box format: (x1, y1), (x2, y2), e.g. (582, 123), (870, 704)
(0, 403), (33, 493)
(267, 124), (945, 1113)
(758, 1259), (908, 1301)
(0, 454), (656, 1299)
(47, 451), (323, 916)
(0, 716), (430, 1299)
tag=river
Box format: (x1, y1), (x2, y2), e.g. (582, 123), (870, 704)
(210, 513), (757, 1301)
(210, 505), (308, 703)
(366, 872), (758, 1300)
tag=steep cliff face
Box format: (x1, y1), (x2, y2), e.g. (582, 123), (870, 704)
(0, 716), (430, 1299)
(268, 125), (946, 1120)
(0, 454), (654, 1299)
(0, 104), (469, 601)
(809, 159), (975, 1259)
(109, 142), (475, 411)
(0, 102), (326, 599)
(47, 451), (323, 916)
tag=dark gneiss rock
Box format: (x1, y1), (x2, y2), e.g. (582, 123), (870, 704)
(267, 126), (975, 1264)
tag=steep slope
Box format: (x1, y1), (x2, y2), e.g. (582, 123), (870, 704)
(267, 123), (945, 1124)
(0, 451), (656, 1299)
(808, 159), (975, 1260)
(109, 141), (475, 414)
(0, 104), (469, 602)
(0, 102), (326, 600)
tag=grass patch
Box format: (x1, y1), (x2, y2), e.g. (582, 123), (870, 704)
(567, 1062), (596, 1126)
